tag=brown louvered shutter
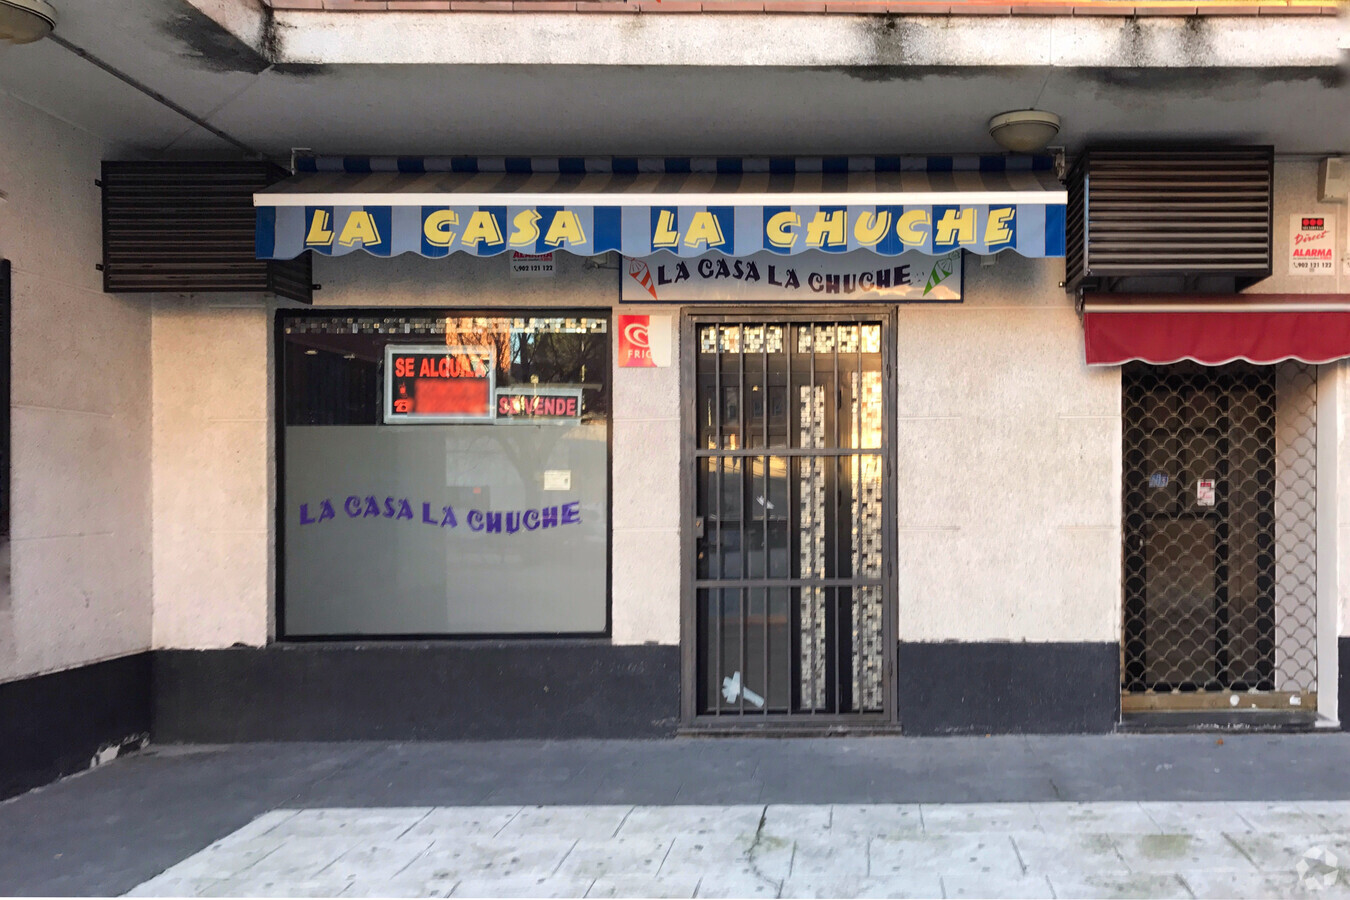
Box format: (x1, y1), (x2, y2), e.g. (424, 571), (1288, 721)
(101, 161), (312, 303)
(1065, 148), (1273, 294)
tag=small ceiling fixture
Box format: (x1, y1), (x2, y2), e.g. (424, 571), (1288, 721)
(0, 0), (56, 44)
(988, 109), (1061, 153)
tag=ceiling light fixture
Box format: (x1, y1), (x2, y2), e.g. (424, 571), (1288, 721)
(988, 109), (1061, 153)
(0, 0), (56, 44)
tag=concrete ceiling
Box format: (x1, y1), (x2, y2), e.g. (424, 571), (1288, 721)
(0, 0), (1345, 161)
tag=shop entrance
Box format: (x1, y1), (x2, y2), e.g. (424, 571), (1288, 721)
(1122, 362), (1319, 713)
(683, 316), (894, 725)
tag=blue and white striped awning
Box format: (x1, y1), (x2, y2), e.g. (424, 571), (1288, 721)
(255, 156), (1066, 260)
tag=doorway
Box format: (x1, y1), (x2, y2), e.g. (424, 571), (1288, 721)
(1121, 361), (1319, 712)
(682, 315), (894, 726)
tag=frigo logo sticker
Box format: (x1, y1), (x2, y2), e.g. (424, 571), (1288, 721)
(617, 316), (654, 368)
(617, 314), (670, 368)
(623, 320), (651, 350)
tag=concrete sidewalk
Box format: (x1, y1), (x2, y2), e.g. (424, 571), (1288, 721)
(4, 734), (1350, 896)
(127, 801), (1350, 898)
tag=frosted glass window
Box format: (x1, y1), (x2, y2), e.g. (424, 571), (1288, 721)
(280, 312), (610, 637)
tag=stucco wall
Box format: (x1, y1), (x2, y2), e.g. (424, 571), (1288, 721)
(0, 93), (152, 682)
(895, 253), (1121, 643)
(1249, 161), (1346, 300)
(151, 296), (272, 649)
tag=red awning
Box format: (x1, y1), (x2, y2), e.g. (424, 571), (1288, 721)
(1083, 294), (1350, 366)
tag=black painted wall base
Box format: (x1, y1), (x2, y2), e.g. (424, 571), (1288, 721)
(33, 635), (1350, 798)
(897, 641), (1120, 735)
(1341, 638), (1349, 732)
(152, 642), (681, 743)
(0, 654), (151, 801)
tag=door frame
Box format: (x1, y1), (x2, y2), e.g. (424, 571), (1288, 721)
(678, 307), (898, 730)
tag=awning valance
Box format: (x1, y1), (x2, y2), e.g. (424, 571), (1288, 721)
(255, 156), (1066, 261)
(1083, 294), (1350, 366)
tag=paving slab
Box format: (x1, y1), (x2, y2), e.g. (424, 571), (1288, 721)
(553, 835), (676, 880)
(938, 873), (1055, 899)
(621, 805), (764, 839)
(1044, 873), (1193, 899)
(584, 875), (701, 898)
(1178, 870), (1312, 900)
(918, 801), (1044, 833)
(826, 803), (925, 838)
(867, 832), (1027, 880)
(657, 834), (763, 876)
(124, 876), (225, 897)
(1029, 801), (1161, 835)
(775, 875), (947, 899)
(1002, 830), (1133, 878)
(1107, 830), (1260, 875)
(339, 879), (448, 898)
(689, 875), (780, 898)
(403, 806), (523, 840)
(445, 877), (593, 898)
(413, 837), (577, 882)
(1222, 830), (1350, 874)
(777, 836), (869, 880)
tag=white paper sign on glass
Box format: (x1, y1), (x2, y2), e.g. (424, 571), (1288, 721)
(1197, 478), (1216, 508)
(621, 249), (962, 304)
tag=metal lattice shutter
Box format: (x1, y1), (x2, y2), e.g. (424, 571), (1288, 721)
(101, 161), (312, 303)
(1122, 361), (1317, 712)
(1066, 148), (1274, 294)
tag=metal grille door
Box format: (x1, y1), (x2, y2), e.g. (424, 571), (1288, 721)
(688, 318), (892, 722)
(1122, 362), (1318, 712)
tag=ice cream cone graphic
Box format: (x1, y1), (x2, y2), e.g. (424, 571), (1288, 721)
(627, 258), (659, 301)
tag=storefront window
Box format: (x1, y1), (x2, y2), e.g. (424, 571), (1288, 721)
(279, 311), (610, 637)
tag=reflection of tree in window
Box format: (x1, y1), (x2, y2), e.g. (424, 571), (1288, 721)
(443, 319), (512, 375)
(512, 331), (610, 420)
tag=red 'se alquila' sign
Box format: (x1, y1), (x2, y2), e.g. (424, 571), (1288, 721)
(383, 345), (496, 423)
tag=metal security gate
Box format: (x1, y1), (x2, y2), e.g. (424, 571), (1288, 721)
(1122, 361), (1318, 712)
(683, 315), (894, 726)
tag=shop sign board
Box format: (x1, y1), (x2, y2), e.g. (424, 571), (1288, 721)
(495, 387), (583, 423)
(621, 249), (961, 304)
(510, 251), (554, 278)
(263, 203), (1063, 261)
(1289, 215), (1336, 276)
(384, 345), (495, 424)
(616, 314), (673, 368)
